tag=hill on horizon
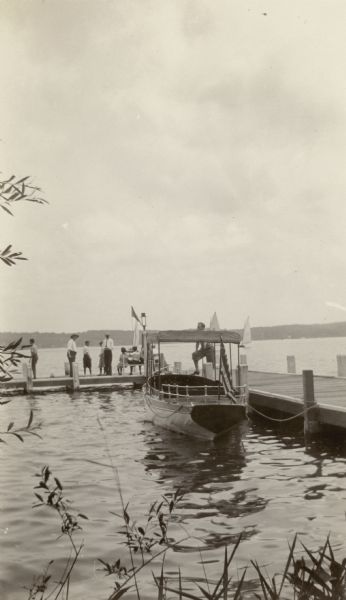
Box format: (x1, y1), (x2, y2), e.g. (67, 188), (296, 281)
(0, 330), (134, 348)
(2, 321), (346, 348)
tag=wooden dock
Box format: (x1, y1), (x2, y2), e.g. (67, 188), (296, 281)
(0, 374), (146, 395)
(248, 370), (346, 431)
(2, 366), (346, 431)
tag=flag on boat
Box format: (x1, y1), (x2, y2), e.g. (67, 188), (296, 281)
(131, 306), (141, 325)
(241, 316), (251, 347)
(209, 311), (220, 330)
(219, 338), (237, 403)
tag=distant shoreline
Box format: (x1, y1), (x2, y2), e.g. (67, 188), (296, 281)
(2, 322), (346, 347)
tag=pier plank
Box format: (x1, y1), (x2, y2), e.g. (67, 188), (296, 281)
(249, 371), (346, 408)
(0, 374), (145, 394)
(248, 370), (346, 430)
(2, 369), (346, 416)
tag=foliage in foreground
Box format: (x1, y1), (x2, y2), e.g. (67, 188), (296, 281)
(23, 466), (346, 600)
(0, 171), (46, 384)
(0, 172), (47, 266)
(0, 336), (30, 382)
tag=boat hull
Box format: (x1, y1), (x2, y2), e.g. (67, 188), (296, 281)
(144, 392), (247, 440)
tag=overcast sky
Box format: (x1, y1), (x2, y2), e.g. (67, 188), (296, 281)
(1, 0), (346, 333)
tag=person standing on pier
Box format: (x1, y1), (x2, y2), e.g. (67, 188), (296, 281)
(67, 334), (79, 377)
(22, 338), (39, 378)
(102, 333), (114, 375)
(83, 340), (92, 375)
(98, 341), (104, 375)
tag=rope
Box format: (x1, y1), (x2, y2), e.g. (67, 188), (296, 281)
(248, 403), (317, 423)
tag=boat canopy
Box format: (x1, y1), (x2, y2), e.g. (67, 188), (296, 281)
(144, 329), (241, 345)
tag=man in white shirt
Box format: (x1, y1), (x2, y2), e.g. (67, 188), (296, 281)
(67, 334), (79, 376)
(102, 334), (114, 375)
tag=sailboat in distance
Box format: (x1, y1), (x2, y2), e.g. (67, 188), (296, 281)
(209, 311), (220, 330)
(131, 305), (142, 346)
(241, 316), (251, 348)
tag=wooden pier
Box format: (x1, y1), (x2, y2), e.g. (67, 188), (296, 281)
(0, 373), (145, 395)
(2, 364), (346, 432)
(248, 370), (346, 431)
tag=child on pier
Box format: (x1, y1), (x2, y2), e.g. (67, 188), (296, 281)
(117, 347), (128, 375)
(98, 341), (104, 375)
(83, 341), (92, 375)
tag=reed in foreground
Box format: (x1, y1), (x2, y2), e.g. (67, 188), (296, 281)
(24, 466), (346, 600)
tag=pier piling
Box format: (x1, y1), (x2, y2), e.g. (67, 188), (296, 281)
(287, 355), (296, 374)
(237, 364), (249, 401)
(22, 363), (33, 393)
(303, 370), (320, 435)
(203, 362), (214, 380)
(337, 355), (346, 377)
(72, 363), (80, 391)
(64, 361), (70, 376)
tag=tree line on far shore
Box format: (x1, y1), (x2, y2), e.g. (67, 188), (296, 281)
(0, 330), (135, 349)
(2, 321), (346, 349)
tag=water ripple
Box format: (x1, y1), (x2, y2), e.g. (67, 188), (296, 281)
(1, 390), (346, 598)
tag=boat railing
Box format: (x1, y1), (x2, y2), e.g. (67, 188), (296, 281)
(161, 382), (221, 398)
(147, 382), (215, 400)
(147, 382), (247, 403)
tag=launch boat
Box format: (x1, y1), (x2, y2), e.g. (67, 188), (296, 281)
(143, 329), (248, 440)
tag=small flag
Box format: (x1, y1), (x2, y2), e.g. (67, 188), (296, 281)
(131, 306), (141, 325)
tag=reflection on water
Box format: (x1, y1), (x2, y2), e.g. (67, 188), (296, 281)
(1, 390), (346, 599)
(141, 423), (269, 548)
(142, 425), (247, 492)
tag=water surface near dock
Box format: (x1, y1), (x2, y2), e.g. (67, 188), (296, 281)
(1, 383), (346, 599)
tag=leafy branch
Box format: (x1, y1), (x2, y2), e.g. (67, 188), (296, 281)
(0, 173), (47, 215)
(0, 243), (27, 266)
(0, 173), (47, 266)
(113, 488), (184, 558)
(0, 409), (41, 444)
(98, 489), (184, 599)
(28, 466), (88, 599)
(0, 337), (29, 381)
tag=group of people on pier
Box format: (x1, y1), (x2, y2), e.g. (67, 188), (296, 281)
(66, 333), (114, 376)
(23, 321), (212, 380)
(66, 334), (144, 377)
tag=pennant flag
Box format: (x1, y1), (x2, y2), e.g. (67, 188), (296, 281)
(131, 306), (141, 325)
(219, 338), (237, 403)
(241, 316), (251, 347)
(210, 311), (220, 330)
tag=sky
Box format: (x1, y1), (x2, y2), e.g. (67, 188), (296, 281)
(1, 0), (346, 333)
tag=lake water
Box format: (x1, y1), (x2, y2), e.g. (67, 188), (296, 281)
(2, 338), (346, 599)
(11, 335), (346, 379)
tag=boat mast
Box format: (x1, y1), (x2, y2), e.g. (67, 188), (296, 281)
(158, 340), (161, 390)
(229, 343), (233, 386)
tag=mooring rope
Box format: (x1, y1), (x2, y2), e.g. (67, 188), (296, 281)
(248, 403), (317, 423)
